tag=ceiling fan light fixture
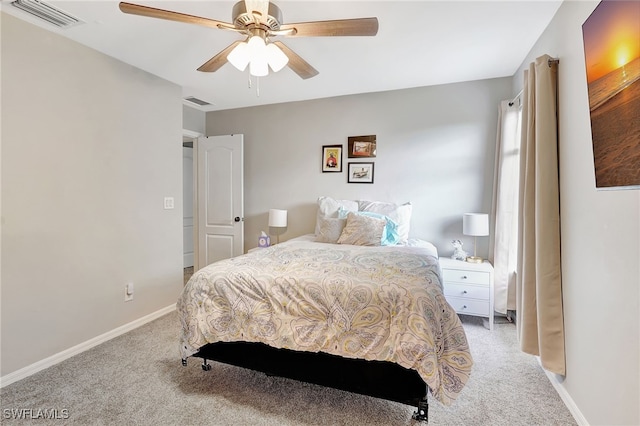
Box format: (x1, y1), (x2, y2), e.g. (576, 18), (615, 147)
(247, 35), (266, 54)
(247, 35), (268, 77)
(266, 42), (288, 72)
(227, 41), (250, 71)
(229, 35), (282, 77)
(249, 57), (269, 77)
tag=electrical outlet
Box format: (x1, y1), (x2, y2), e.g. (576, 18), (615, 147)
(124, 283), (134, 302)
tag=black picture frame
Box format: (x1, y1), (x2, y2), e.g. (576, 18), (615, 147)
(347, 162), (374, 184)
(347, 135), (377, 158)
(322, 145), (343, 172)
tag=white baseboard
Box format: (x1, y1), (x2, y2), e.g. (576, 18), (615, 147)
(0, 304), (176, 388)
(539, 358), (589, 426)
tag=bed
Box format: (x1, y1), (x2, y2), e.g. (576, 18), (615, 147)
(177, 199), (473, 422)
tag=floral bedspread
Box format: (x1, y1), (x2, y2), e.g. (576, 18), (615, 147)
(177, 236), (472, 405)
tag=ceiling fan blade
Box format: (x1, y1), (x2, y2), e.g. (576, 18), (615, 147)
(273, 41), (319, 79)
(197, 41), (242, 72)
(244, 0), (270, 25)
(279, 17), (378, 37)
(119, 2), (234, 30)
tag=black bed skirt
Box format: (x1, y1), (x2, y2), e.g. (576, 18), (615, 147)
(191, 341), (428, 407)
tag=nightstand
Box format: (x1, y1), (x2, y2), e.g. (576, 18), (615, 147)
(439, 257), (494, 330)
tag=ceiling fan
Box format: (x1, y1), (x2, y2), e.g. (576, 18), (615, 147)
(119, 1), (379, 79)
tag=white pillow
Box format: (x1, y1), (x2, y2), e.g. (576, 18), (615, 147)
(337, 212), (386, 246)
(314, 196), (358, 238)
(357, 200), (412, 243)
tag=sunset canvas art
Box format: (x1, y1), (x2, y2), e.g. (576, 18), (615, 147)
(582, 0), (640, 189)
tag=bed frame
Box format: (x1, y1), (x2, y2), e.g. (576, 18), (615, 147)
(182, 341), (429, 422)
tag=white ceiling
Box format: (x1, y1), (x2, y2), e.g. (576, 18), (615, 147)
(1, 0), (563, 111)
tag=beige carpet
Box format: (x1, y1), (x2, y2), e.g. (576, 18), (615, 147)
(0, 312), (576, 425)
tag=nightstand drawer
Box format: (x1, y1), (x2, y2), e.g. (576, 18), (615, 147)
(443, 283), (490, 300)
(445, 296), (490, 316)
(442, 268), (489, 286)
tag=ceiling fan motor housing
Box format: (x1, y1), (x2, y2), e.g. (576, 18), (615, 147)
(232, 1), (282, 31)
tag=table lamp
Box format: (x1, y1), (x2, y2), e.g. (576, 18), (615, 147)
(268, 209), (287, 244)
(463, 213), (489, 263)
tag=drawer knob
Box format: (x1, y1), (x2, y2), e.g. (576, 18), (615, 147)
(462, 305), (467, 309)
(462, 290), (468, 294)
(462, 275), (468, 279)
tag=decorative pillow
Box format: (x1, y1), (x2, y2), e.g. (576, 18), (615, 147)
(338, 208), (400, 246)
(357, 200), (412, 243)
(314, 196), (358, 237)
(337, 212), (386, 246)
(315, 217), (347, 243)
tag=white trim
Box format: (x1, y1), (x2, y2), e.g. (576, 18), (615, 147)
(0, 304), (176, 388)
(539, 358), (589, 425)
(182, 129), (202, 139)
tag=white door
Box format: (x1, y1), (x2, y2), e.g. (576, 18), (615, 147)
(182, 146), (194, 268)
(196, 134), (244, 268)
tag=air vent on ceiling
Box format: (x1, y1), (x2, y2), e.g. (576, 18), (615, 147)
(184, 97), (211, 107)
(11, 0), (83, 28)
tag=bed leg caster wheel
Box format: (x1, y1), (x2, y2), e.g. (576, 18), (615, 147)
(412, 399), (428, 422)
(202, 360), (211, 371)
(181, 359), (188, 367)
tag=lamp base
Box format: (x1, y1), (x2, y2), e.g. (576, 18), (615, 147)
(466, 256), (483, 264)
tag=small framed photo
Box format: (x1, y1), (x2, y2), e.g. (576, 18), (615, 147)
(348, 135), (376, 158)
(322, 145), (342, 172)
(347, 162), (374, 184)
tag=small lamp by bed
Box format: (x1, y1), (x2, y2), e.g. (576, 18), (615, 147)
(463, 213), (489, 263)
(268, 209), (288, 244)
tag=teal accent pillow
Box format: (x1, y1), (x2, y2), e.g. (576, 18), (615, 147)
(338, 208), (401, 246)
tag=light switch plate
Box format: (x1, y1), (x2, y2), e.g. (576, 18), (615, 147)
(164, 197), (174, 209)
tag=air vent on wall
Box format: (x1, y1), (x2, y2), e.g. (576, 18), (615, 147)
(184, 97), (211, 107)
(11, 0), (83, 28)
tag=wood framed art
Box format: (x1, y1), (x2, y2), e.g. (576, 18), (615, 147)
(347, 162), (374, 184)
(347, 135), (377, 158)
(322, 145), (342, 172)
(582, 0), (640, 189)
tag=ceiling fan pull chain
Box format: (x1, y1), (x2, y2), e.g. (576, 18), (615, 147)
(257, 76), (260, 97)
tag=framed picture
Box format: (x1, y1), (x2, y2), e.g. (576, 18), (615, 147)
(582, 1), (640, 189)
(347, 135), (377, 158)
(347, 162), (374, 184)
(322, 145), (342, 172)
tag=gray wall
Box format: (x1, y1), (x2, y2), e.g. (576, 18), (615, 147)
(183, 105), (205, 135)
(1, 13), (184, 376)
(513, 2), (639, 424)
(206, 78), (512, 257)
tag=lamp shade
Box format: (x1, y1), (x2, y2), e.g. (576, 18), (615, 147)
(227, 40), (250, 71)
(268, 209), (288, 228)
(463, 213), (489, 236)
(266, 42), (289, 72)
(247, 36), (268, 77)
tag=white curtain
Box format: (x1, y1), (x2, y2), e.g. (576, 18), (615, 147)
(516, 55), (565, 376)
(490, 100), (522, 315)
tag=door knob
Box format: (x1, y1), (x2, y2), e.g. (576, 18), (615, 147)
(234, 217), (241, 222)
